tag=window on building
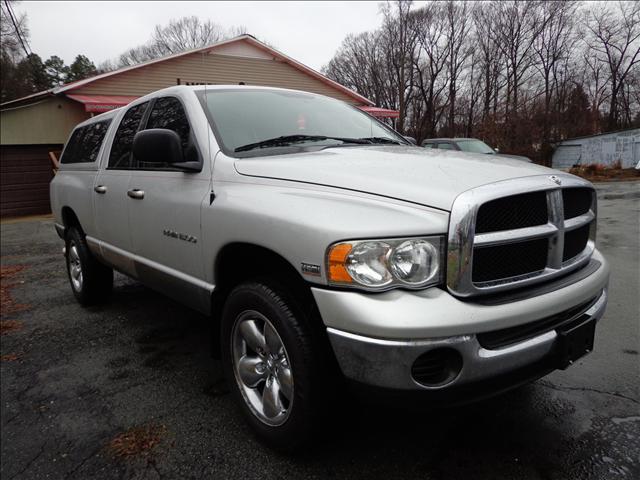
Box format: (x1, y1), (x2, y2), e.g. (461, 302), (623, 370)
(108, 102), (149, 169)
(60, 120), (112, 164)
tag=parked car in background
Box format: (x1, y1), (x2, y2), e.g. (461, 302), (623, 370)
(422, 137), (532, 162)
(51, 86), (608, 451)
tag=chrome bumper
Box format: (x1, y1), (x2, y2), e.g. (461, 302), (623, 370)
(326, 288), (608, 391)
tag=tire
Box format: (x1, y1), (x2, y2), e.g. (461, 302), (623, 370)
(221, 280), (328, 451)
(65, 226), (113, 306)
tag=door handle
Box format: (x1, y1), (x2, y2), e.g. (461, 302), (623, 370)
(127, 189), (145, 199)
(94, 185), (107, 194)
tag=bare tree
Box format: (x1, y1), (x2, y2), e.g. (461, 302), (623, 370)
(326, 0), (637, 162)
(380, 1), (419, 133)
(151, 16), (226, 55)
(412, 2), (449, 138)
(581, 45), (610, 133)
(472, 4), (505, 121)
(116, 16), (244, 67)
(443, 0), (472, 136)
(533, 1), (577, 144)
(488, 1), (548, 124)
(1, 0), (29, 61)
(324, 31), (394, 109)
(585, 1), (640, 129)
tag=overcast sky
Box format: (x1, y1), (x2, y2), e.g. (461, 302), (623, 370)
(17, 1), (390, 71)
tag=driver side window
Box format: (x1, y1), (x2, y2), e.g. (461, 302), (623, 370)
(140, 96), (197, 169)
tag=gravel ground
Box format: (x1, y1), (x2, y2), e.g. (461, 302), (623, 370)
(1, 181), (638, 480)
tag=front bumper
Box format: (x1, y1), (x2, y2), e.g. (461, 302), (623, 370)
(312, 249), (610, 391)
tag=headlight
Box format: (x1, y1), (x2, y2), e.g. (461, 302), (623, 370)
(327, 236), (444, 290)
(390, 239), (440, 285)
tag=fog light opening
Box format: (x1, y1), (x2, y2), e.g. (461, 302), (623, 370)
(411, 348), (463, 387)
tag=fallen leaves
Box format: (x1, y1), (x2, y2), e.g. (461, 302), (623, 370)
(106, 424), (167, 458)
(1, 264), (30, 320)
(0, 352), (20, 361)
(0, 320), (23, 335)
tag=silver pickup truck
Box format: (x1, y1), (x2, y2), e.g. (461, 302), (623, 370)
(50, 85), (609, 450)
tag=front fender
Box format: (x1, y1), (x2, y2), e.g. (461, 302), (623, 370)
(201, 180), (449, 286)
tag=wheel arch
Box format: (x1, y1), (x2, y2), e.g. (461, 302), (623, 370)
(212, 242), (312, 311)
(61, 206), (83, 235)
(211, 242), (328, 358)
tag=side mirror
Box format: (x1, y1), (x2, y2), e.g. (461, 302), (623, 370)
(403, 136), (417, 145)
(133, 129), (201, 172)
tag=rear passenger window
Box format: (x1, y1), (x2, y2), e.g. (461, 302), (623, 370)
(108, 102), (149, 169)
(140, 96), (198, 169)
(60, 120), (111, 164)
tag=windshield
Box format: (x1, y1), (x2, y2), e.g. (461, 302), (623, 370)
(197, 89), (406, 156)
(456, 139), (496, 154)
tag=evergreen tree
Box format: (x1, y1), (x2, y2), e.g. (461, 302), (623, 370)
(66, 54), (97, 82)
(44, 55), (68, 86)
(15, 54), (50, 94)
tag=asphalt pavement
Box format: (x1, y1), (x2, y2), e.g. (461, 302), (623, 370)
(1, 181), (638, 479)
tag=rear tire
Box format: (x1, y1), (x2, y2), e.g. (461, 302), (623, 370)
(65, 226), (113, 306)
(221, 279), (327, 452)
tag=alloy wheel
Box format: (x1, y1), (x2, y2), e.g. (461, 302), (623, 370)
(68, 242), (83, 292)
(231, 310), (294, 426)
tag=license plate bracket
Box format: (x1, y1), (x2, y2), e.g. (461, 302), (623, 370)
(556, 316), (596, 369)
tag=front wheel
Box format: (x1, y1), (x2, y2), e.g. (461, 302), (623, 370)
(221, 280), (325, 451)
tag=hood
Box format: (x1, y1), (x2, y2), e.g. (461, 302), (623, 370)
(234, 145), (555, 211)
(496, 153), (532, 163)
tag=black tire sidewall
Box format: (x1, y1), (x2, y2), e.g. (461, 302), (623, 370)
(221, 281), (316, 451)
(64, 227), (112, 306)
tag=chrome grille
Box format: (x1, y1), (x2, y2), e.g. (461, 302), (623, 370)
(447, 174), (596, 297)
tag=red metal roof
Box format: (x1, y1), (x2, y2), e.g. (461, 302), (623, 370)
(66, 94), (138, 112)
(358, 106), (400, 119)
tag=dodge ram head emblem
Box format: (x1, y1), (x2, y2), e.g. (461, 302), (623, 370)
(549, 175), (562, 186)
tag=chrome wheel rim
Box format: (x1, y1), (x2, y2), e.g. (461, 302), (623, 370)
(231, 311), (293, 426)
(68, 242), (83, 292)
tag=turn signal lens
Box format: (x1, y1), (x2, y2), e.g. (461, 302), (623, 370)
(328, 243), (353, 283)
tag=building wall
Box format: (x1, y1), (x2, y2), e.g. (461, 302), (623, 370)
(70, 51), (358, 104)
(0, 97), (89, 145)
(552, 129), (640, 169)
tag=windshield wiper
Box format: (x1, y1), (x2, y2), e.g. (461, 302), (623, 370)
(359, 137), (403, 145)
(234, 135), (371, 153)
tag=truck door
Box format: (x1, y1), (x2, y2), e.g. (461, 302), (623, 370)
(126, 96), (212, 312)
(93, 101), (150, 276)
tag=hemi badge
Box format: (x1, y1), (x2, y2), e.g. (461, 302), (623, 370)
(301, 263), (321, 276)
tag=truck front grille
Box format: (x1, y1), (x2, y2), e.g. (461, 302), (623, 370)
(475, 191), (548, 234)
(562, 187), (592, 219)
(472, 238), (548, 283)
(447, 175), (596, 296)
(563, 223), (591, 262)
